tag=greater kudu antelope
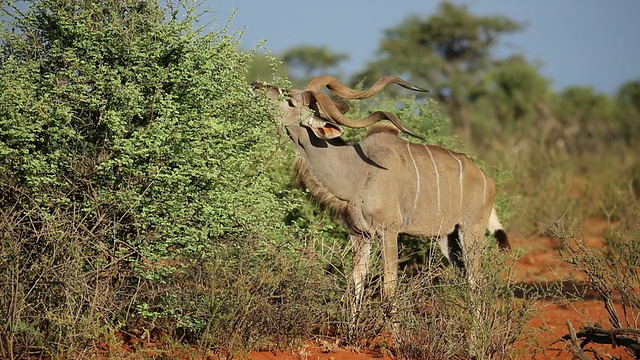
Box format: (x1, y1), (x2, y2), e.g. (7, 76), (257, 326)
(253, 76), (509, 309)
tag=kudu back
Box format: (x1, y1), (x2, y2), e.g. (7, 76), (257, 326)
(253, 76), (509, 306)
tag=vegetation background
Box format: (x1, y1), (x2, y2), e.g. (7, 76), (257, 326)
(1, 0), (638, 359)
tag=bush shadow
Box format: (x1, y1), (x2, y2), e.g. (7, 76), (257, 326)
(514, 279), (601, 301)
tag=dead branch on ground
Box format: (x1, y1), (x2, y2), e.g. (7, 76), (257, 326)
(562, 320), (640, 359)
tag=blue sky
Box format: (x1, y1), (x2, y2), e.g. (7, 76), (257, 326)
(205, 1), (640, 95)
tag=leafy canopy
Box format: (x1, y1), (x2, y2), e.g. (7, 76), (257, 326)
(282, 44), (348, 83)
(0, 0), (298, 352)
(356, 1), (523, 138)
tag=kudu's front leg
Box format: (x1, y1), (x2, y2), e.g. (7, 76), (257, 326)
(380, 229), (399, 301)
(379, 229), (401, 334)
(350, 234), (371, 316)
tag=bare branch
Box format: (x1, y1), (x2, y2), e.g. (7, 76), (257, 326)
(563, 321), (640, 359)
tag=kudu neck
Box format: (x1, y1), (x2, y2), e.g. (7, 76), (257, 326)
(286, 125), (363, 200)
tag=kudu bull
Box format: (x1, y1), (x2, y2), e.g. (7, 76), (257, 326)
(253, 76), (509, 310)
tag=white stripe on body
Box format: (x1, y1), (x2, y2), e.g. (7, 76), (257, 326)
(407, 143), (420, 212)
(447, 150), (464, 209)
(424, 145), (441, 212)
(481, 171), (487, 205)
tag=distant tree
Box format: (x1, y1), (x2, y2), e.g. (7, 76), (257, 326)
(615, 79), (640, 143)
(617, 79), (640, 113)
(554, 86), (614, 124)
(484, 55), (550, 130)
(356, 1), (523, 140)
(281, 44), (348, 84)
(552, 86), (618, 152)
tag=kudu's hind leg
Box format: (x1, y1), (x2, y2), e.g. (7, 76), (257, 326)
(438, 224), (465, 270)
(460, 225), (486, 289)
(438, 225), (479, 286)
(438, 225), (485, 357)
(459, 225), (487, 357)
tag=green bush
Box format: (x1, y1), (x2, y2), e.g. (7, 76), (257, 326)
(0, 0), (317, 357)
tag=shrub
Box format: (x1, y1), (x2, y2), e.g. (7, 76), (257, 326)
(391, 242), (536, 359)
(550, 217), (640, 359)
(0, 0), (314, 357)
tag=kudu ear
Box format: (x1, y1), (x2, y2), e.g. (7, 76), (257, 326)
(331, 99), (350, 114)
(302, 116), (344, 140)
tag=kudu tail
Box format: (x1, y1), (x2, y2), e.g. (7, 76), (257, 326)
(488, 207), (510, 250)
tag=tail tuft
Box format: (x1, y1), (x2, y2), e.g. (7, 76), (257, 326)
(488, 207), (510, 251)
(494, 229), (510, 250)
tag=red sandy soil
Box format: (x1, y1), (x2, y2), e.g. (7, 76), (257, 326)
(508, 217), (632, 360)
(247, 216), (633, 360)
